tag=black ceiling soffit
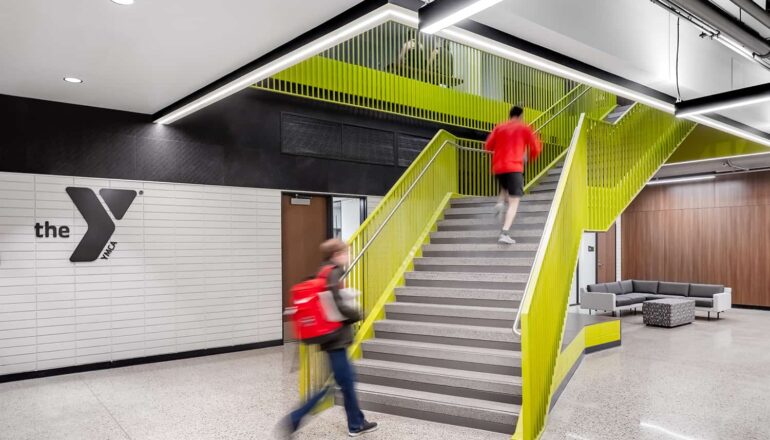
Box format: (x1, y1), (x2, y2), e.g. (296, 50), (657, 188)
(675, 82), (770, 116)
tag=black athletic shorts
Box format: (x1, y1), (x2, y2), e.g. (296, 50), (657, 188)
(496, 172), (524, 197)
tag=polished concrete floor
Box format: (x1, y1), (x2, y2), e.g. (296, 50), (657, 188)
(1, 308), (768, 439)
(543, 307), (770, 440)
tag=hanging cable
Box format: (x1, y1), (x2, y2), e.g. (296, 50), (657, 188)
(676, 17), (682, 102)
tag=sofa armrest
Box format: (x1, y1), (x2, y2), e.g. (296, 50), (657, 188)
(581, 289), (616, 311)
(713, 288), (732, 312)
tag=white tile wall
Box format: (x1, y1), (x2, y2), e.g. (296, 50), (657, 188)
(0, 172), (282, 375)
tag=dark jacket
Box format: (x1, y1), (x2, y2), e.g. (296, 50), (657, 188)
(319, 262), (362, 352)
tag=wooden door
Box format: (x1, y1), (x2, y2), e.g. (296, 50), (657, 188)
(281, 195), (329, 341)
(596, 223), (616, 283)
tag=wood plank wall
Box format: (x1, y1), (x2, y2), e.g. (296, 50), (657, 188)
(622, 171), (770, 307)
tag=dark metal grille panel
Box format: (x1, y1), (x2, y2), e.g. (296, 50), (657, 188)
(397, 134), (430, 167)
(341, 125), (395, 165)
(282, 113), (342, 158)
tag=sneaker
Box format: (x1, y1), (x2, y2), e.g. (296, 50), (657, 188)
(349, 421), (379, 437)
(498, 234), (516, 245)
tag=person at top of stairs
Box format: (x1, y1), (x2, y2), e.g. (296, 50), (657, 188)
(485, 105), (542, 244)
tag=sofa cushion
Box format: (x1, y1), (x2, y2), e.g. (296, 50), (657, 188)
(689, 283), (724, 298)
(693, 298), (714, 308)
(658, 282), (690, 296)
(632, 280), (659, 294)
(615, 293), (648, 306)
(620, 280), (634, 294)
(587, 283), (607, 293)
(643, 294), (669, 301)
(605, 282), (625, 294)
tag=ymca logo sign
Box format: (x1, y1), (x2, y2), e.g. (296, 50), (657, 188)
(66, 188), (137, 262)
(35, 187), (138, 262)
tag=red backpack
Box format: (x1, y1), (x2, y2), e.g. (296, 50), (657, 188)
(289, 265), (343, 344)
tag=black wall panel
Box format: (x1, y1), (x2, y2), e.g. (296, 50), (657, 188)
(0, 89), (485, 195)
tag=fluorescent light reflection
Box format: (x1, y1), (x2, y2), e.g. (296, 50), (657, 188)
(640, 421), (701, 440)
(647, 175), (715, 185)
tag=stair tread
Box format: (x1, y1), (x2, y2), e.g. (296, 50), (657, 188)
(438, 217), (546, 227)
(355, 383), (521, 415)
(423, 243), (539, 251)
(405, 271), (529, 282)
(376, 319), (520, 342)
(432, 229), (542, 238)
(395, 286), (523, 299)
(363, 338), (521, 359)
(386, 302), (517, 318)
(415, 257), (535, 266)
(356, 358), (521, 386)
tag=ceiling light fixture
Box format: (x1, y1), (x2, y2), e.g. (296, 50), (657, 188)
(419, 0), (504, 34)
(111, 0), (135, 5)
(675, 82), (770, 118)
(63, 77), (83, 84)
(647, 174), (716, 185)
(154, 5), (417, 125)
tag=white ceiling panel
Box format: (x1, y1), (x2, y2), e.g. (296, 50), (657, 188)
(473, 0), (770, 134)
(0, 0), (363, 113)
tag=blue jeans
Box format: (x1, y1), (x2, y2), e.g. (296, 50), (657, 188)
(290, 348), (365, 432)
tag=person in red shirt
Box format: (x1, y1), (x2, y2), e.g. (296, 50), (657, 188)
(485, 106), (542, 244)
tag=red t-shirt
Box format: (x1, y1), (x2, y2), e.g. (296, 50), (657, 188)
(485, 120), (542, 174)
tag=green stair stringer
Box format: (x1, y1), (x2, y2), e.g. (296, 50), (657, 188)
(515, 106), (695, 440)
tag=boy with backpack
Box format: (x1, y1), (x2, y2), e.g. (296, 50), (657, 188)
(485, 105), (542, 244)
(281, 239), (378, 437)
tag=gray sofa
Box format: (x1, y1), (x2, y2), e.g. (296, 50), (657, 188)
(580, 280), (731, 319)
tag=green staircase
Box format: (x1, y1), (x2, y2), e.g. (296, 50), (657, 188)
(264, 20), (697, 440)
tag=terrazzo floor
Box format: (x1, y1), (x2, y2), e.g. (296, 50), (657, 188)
(1, 308), (768, 439)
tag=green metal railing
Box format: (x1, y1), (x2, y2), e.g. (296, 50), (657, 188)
(296, 81), (608, 414)
(254, 21), (615, 133)
(515, 107), (695, 440)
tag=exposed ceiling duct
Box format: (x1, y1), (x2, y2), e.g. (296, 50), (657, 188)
(729, 0), (770, 29)
(651, 0), (770, 70)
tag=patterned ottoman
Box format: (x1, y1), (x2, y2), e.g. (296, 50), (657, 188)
(643, 298), (695, 328)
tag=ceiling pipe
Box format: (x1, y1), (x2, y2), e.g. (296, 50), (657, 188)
(651, 0), (770, 68)
(729, 0), (770, 29)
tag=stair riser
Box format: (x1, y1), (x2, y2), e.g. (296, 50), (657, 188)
(413, 263), (531, 273)
(340, 398), (516, 435)
(363, 351), (521, 376)
(356, 375), (521, 405)
(396, 294), (520, 308)
(405, 278), (525, 290)
(422, 250), (536, 258)
(531, 185), (556, 192)
(375, 331), (520, 351)
(386, 312), (514, 328)
(444, 211), (546, 220)
(437, 222), (544, 231)
(430, 236), (541, 244)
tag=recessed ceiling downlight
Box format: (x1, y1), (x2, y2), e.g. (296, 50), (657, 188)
(111, 0), (134, 5)
(63, 77), (83, 84)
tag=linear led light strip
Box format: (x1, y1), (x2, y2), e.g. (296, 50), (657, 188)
(439, 27), (770, 147)
(421, 0), (504, 34)
(154, 5), (418, 125)
(676, 93), (770, 118)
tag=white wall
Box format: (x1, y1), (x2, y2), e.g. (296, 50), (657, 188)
(0, 172), (282, 376)
(339, 198), (361, 242)
(575, 232), (597, 304)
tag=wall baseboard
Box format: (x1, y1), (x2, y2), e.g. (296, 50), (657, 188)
(0, 339), (283, 384)
(733, 304), (770, 311)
